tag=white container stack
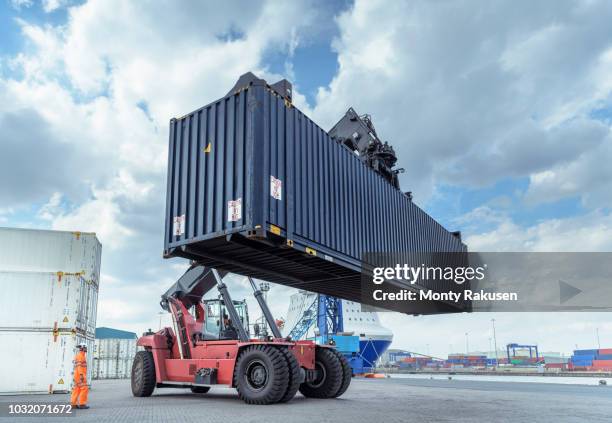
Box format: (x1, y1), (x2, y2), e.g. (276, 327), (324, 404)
(93, 328), (138, 380)
(0, 227), (101, 394)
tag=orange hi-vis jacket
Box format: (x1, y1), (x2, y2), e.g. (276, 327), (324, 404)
(73, 351), (87, 383)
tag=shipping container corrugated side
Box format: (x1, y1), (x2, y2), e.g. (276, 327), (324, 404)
(0, 227), (102, 282)
(0, 331), (94, 394)
(0, 271), (98, 335)
(164, 78), (467, 313)
(94, 338), (138, 359)
(93, 357), (133, 379)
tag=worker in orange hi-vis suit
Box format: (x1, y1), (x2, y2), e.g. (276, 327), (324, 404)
(70, 344), (90, 409)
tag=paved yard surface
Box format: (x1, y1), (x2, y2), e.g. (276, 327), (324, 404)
(1, 377), (611, 422)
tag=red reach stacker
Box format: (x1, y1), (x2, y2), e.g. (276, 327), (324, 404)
(131, 265), (351, 404)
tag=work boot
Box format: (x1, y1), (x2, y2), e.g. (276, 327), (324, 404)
(77, 405), (90, 409)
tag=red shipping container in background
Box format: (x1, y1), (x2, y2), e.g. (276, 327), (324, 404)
(592, 360), (612, 369)
(598, 348), (612, 355)
(545, 363), (565, 369)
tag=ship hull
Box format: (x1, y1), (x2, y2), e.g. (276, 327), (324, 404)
(359, 339), (393, 369)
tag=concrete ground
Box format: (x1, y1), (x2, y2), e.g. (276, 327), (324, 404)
(1, 377), (611, 423)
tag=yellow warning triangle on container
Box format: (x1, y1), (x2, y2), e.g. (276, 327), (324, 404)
(58, 378), (64, 385)
(63, 316), (69, 323)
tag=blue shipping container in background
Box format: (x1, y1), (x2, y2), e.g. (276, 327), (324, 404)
(573, 349), (598, 356)
(163, 73), (468, 314)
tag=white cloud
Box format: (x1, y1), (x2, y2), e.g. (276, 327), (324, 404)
(311, 0), (612, 203)
(10, 0), (33, 10)
(461, 207), (612, 252)
(524, 133), (612, 208)
(44, 171), (154, 249)
(42, 0), (68, 13)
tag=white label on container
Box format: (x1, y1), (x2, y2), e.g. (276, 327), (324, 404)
(228, 198), (242, 222)
(173, 214), (185, 236)
(270, 176), (282, 200)
(324, 255), (334, 262)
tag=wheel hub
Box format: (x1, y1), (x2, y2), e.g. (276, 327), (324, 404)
(245, 359), (268, 391)
(308, 361), (326, 388)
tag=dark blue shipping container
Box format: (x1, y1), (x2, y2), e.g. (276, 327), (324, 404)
(163, 73), (467, 314)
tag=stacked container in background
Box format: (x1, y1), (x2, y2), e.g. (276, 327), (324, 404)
(93, 327), (138, 379)
(0, 227), (101, 394)
(570, 349), (598, 369)
(571, 348), (612, 371)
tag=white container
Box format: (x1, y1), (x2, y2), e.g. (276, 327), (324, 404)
(0, 227), (101, 283)
(0, 331), (95, 394)
(94, 338), (138, 360)
(0, 271), (98, 335)
(0, 227), (101, 394)
(93, 357), (133, 379)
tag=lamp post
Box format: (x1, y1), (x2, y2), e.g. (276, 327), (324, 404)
(492, 318), (499, 367)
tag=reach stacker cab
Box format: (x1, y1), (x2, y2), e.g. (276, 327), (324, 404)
(131, 265), (351, 404)
(200, 298), (250, 341)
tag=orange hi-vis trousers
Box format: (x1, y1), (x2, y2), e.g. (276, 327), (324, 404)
(71, 351), (88, 406)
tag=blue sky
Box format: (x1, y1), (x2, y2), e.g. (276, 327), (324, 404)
(1, 0), (612, 356)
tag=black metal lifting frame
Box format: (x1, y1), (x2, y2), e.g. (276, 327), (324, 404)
(163, 264), (283, 343)
(210, 269), (250, 342)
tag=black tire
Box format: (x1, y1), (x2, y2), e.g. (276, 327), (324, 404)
(131, 350), (156, 397)
(277, 347), (301, 403)
(234, 345), (290, 405)
(190, 386), (211, 394)
(329, 349), (351, 398)
(299, 347), (342, 399)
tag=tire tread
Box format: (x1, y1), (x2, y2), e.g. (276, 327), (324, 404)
(329, 348), (351, 397)
(277, 347), (301, 403)
(234, 344), (290, 405)
(299, 347), (343, 398)
(131, 350), (156, 397)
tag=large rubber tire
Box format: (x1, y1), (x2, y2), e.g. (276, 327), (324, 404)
(299, 347), (343, 399)
(277, 347), (301, 403)
(329, 349), (351, 398)
(190, 386), (211, 394)
(234, 345), (290, 405)
(131, 350), (156, 397)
